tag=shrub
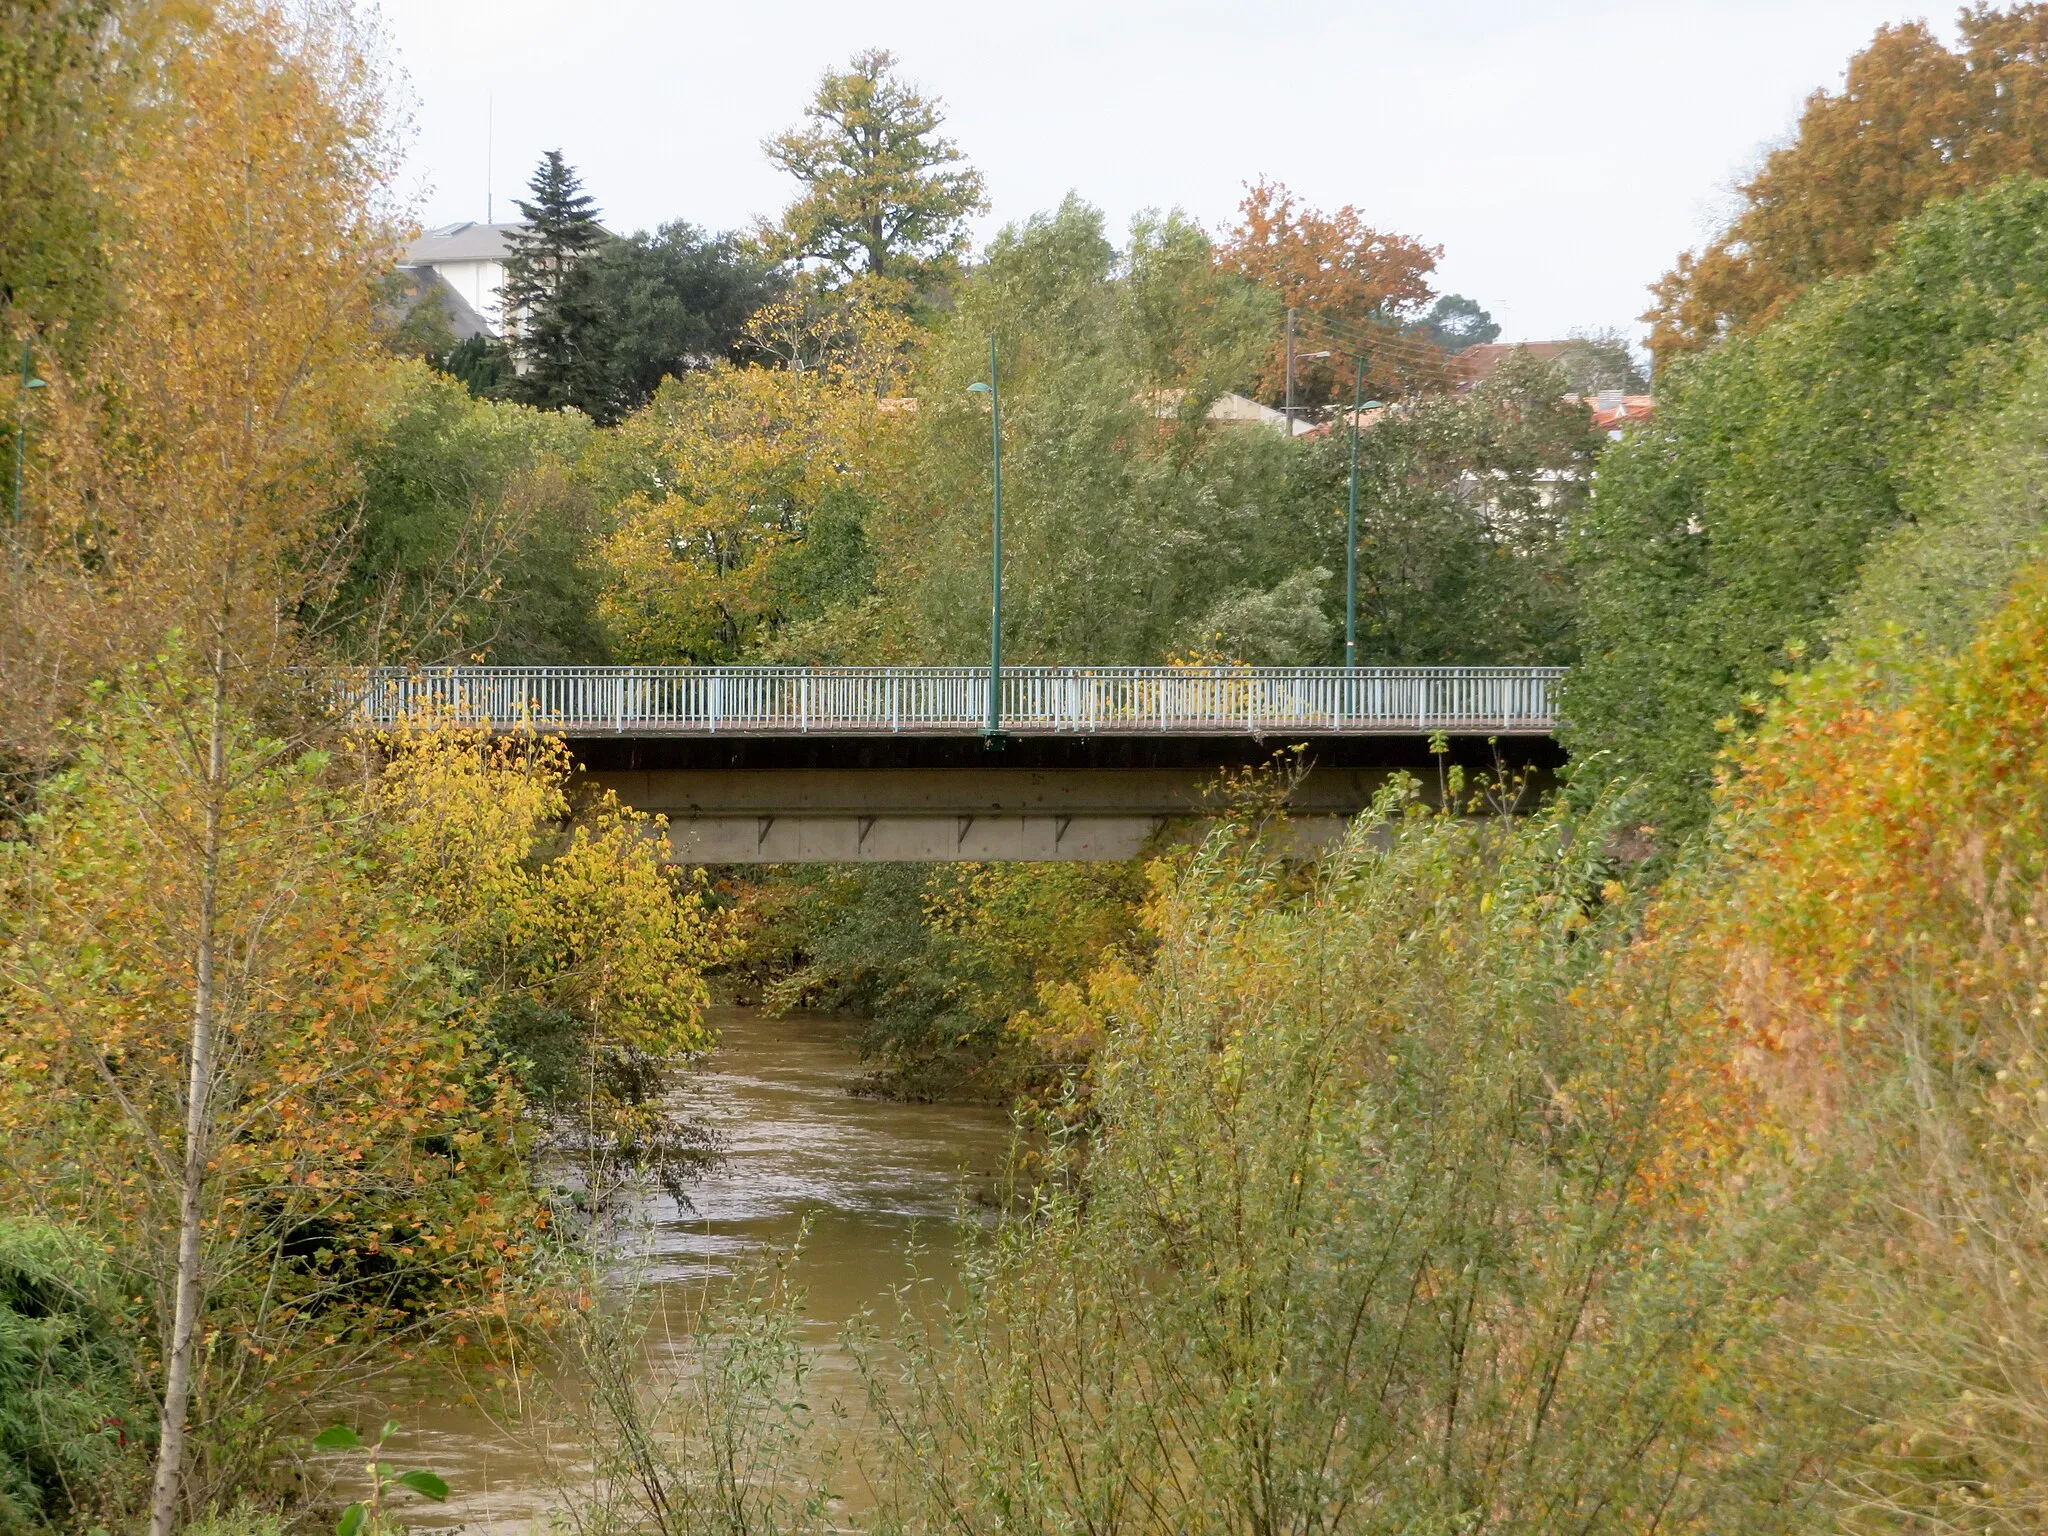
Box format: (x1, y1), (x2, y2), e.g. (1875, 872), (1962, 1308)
(0, 1222), (145, 1533)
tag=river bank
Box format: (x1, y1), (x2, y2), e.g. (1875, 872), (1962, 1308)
(353, 1007), (1011, 1531)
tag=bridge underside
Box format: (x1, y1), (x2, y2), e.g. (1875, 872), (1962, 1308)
(571, 732), (1565, 863)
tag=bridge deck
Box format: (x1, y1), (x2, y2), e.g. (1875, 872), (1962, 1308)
(336, 665), (1564, 737)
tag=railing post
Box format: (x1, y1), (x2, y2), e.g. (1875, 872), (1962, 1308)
(314, 663), (1568, 740)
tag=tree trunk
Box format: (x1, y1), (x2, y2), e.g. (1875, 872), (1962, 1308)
(147, 655), (228, 1536)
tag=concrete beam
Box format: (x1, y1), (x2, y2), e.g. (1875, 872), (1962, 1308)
(584, 766), (1402, 818)
(661, 813), (1353, 864)
(567, 731), (1566, 864)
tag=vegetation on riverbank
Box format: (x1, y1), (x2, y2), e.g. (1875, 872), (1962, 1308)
(12, 0), (2048, 1528)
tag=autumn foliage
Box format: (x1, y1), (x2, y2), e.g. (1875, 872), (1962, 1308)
(0, 675), (544, 1513)
(1648, 4), (2048, 355)
(1217, 176), (1447, 405)
(3, 0), (396, 757)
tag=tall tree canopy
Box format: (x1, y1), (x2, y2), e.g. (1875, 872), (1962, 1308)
(764, 48), (987, 288)
(1570, 177), (2048, 840)
(0, 0), (120, 339)
(1648, 3), (2048, 356)
(502, 149), (610, 415)
(583, 221), (783, 412)
(1216, 177), (1445, 408)
(1415, 293), (1499, 354)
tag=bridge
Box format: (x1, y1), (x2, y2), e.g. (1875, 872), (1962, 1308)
(339, 665), (1567, 862)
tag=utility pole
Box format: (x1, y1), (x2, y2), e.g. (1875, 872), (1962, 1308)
(1284, 306), (1297, 434)
(1345, 356), (1384, 671)
(968, 337), (1004, 744)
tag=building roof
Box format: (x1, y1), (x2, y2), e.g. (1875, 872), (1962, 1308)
(1582, 392), (1655, 433)
(1455, 340), (1582, 385)
(384, 266), (493, 343)
(1146, 388), (1293, 433)
(400, 221), (525, 266)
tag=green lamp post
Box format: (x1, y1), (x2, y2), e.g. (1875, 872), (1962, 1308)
(1344, 353), (1384, 670)
(967, 336), (1004, 744)
(13, 338), (46, 526)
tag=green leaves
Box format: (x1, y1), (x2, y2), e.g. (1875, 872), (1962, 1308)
(314, 1421), (447, 1536)
(1568, 176), (2048, 841)
(392, 1469), (449, 1501)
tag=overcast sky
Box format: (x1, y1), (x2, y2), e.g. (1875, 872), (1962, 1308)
(371, 0), (1953, 344)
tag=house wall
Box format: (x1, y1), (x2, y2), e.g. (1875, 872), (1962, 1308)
(428, 258), (507, 335)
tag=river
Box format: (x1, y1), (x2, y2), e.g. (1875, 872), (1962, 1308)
(367, 1006), (1014, 1532)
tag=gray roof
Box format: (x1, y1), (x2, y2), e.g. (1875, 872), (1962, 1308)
(401, 220), (524, 265)
(388, 266), (493, 342)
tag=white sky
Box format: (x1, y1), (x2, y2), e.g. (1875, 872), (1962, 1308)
(370, 0), (1951, 344)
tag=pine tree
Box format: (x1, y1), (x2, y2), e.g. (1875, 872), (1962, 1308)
(501, 150), (610, 415)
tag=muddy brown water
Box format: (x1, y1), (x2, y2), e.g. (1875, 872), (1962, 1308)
(355, 1006), (1013, 1532)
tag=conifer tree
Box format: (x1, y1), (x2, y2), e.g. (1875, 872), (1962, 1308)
(502, 150), (610, 414)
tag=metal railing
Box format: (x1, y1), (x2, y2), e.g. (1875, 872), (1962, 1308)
(328, 665), (1565, 736)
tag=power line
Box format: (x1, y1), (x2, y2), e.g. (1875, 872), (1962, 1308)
(1289, 311), (1458, 387)
(1294, 308), (1448, 363)
(1291, 309), (1443, 360)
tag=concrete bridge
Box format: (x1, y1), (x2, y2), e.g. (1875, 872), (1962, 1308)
(341, 665), (1567, 862)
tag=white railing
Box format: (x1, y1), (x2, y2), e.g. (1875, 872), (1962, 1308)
(328, 665), (1565, 736)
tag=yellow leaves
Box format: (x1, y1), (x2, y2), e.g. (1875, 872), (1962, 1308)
(596, 362), (898, 662)
(1, 680), (543, 1436)
(374, 718), (733, 1116)
(5, 0), (398, 752)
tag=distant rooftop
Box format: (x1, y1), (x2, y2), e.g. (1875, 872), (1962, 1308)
(1455, 341), (1582, 385)
(400, 221), (525, 265)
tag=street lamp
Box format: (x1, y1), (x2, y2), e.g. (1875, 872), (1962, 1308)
(1344, 353), (1385, 670)
(13, 338), (46, 526)
(967, 335), (1003, 744)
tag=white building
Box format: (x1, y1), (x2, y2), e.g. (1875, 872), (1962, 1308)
(398, 221), (525, 338)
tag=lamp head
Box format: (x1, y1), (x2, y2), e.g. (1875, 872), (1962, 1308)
(967, 382), (992, 394)
(24, 378), (44, 391)
(1360, 400), (1385, 411)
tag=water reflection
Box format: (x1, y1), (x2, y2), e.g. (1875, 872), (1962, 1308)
(373, 1007), (1011, 1532)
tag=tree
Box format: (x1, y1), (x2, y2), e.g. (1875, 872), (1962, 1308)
(327, 359), (608, 666)
(869, 199), (1575, 671)
(442, 330), (514, 397)
(0, 0), (125, 340)
(596, 362), (892, 663)
(1415, 292), (1499, 354)
(1568, 177), (2048, 842)
(1217, 176), (1447, 408)
(582, 220), (783, 412)
(2, 671), (542, 1527)
(869, 790), (1830, 1535)
(1553, 328), (1649, 393)
(501, 149), (610, 415)
(764, 48), (987, 288)
(0, 4), (414, 1526)
(1648, 4), (2048, 356)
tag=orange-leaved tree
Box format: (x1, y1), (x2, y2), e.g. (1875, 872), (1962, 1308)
(1216, 176), (1447, 409)
(1648, 4), (2048, 356)
(1, 4), (403, 1528)
(0, 668), (542, 1523)
(1656, 558), (2048, 1520)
